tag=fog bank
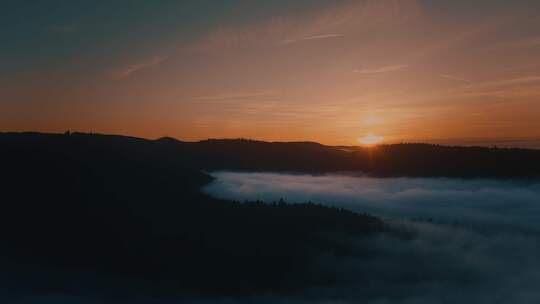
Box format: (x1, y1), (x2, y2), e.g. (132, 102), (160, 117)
(199, 172), (540, 303)
(203, 172), (540, 232)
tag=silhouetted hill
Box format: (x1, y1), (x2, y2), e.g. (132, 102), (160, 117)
(358, 143), (540, 178)
(161, 136), (540, 178)
(2, 132), (540, 177)
(152, 135), (540, 177)
(0, 131), (384, 298)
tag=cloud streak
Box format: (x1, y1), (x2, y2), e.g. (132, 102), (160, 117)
(440, 73), (473, 84)
(279, 34), (344, 45)
(353, 64), (409, 74)
(193, 91), (278, 101)
(487, 36), (540, 51)
(112, 56), (165, 79)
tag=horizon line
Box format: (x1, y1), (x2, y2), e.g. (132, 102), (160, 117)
(2, 130), (540, 150)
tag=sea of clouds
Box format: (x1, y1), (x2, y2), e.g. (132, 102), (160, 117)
(199, 172), (540, 303)
(203, 172), (540, 232)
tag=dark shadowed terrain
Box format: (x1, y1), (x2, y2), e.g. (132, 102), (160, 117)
(2, 132), (540, 303)
(0, 132), (384, 301)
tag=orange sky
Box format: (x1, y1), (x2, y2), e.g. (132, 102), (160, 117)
(2, 0), (540, 147)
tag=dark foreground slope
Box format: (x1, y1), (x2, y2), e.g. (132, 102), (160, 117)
(0, 132), (384, 299)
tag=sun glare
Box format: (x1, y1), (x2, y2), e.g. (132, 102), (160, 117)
(359, 134), (384, 146)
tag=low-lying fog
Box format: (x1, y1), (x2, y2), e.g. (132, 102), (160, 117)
(204, 172), (540, 232)
(200, 172), (540, 303)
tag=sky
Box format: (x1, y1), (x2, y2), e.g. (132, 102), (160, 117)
(1, 0), (540, 147)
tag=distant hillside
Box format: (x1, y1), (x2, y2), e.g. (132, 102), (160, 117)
(2, 132), (540, 177)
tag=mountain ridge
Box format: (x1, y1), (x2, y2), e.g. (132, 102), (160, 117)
(2, 131), (540, 178)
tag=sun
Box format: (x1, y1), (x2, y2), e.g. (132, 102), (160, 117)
(358, 134), (384, 146)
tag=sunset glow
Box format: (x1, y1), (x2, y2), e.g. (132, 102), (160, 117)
(362, 115), (383, 126)
(1, 1), (540, 148)
(359, 134), (385, 146)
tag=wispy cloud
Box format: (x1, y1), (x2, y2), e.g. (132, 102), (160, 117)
(112, 56), (165, 79)
(440, 74), (473, 84)
(440, 76), (540, 102)
(187, 0), (423, 54)
(414, 75), (540, 112)
(463, 76), (540, 91)
(279, 34), (344, 45)
(193, 91), (278, 101)
(353, 64), (409, 74)
(487, 36), (540, 51)
(508, 36), (540, 49)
